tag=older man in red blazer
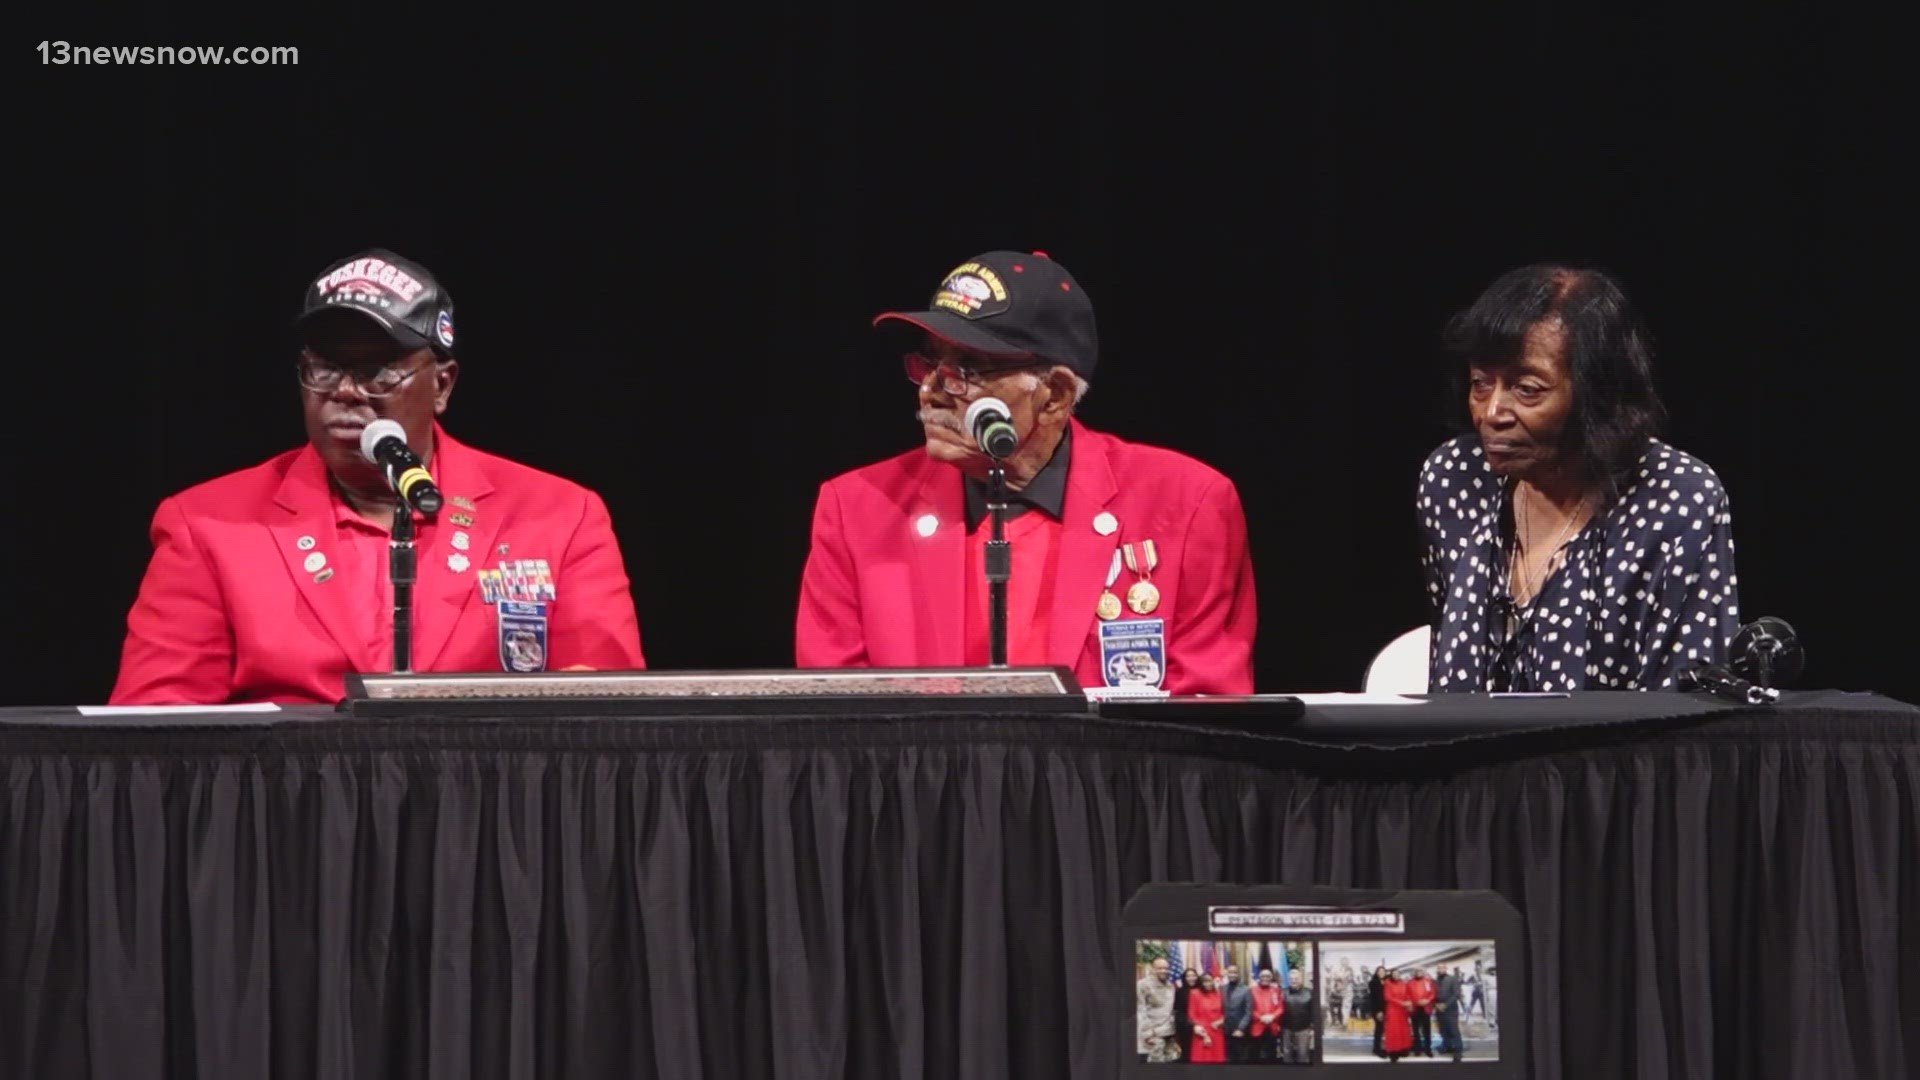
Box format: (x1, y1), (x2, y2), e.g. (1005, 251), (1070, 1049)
(796, 250), (1255, 694)
(110, 249), (645, 705)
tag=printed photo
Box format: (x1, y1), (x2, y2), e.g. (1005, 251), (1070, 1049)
(1134, 939), (1317, 1065)
(1317, 940), (1498, 1064)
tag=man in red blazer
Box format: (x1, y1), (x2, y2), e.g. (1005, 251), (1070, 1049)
(795, 250), (1255, 694)
(110, 248), (645, 705)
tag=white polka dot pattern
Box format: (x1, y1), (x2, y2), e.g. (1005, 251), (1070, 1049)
(1417, 435), (1740, 691)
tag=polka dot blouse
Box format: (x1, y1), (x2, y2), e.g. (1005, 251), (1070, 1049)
(1419, 434), (1740, 691)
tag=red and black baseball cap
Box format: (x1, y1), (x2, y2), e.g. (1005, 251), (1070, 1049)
(296, 248), (456, 356)
(874, 250), (1098, 378)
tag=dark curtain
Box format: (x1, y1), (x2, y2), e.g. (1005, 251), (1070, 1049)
(4, 704), (1915, 1079)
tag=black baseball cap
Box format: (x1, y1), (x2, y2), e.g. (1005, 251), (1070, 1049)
(297, 248), (456, 355)
(874, 250), (1098, 378)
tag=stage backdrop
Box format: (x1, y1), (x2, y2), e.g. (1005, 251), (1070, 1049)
(15, 4), (1904, 704)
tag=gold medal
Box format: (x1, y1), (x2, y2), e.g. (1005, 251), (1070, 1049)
(1126, 579), (1161, 615)
(1097, 548), (1126, 621)
(1122, 540), (1161, 615)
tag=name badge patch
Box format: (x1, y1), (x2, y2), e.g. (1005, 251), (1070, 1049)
(1100, 618), (1166, 689)
(497, 600), (550, 672)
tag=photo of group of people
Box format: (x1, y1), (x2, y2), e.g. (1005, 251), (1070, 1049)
(1317, 941), (1498, 1064)
(1134, 939), (1317, 1065)
(1136, 938), (1498, 1066)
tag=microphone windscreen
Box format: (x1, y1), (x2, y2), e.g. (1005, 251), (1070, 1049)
(964, 397), (1011, 431)
(360, 418), (408, 464)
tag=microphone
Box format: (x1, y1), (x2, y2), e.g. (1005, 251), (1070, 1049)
(358, 419), (443, 514)
(1678, 662), (1779, 706)
(1730, 616), (1804, 689)
(964, 397), (1019, 459)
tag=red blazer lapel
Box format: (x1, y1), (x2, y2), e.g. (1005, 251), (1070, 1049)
(1049, 421), (1121, 667)
(269, 447), (373, 672)
(905, 454), (968, 667)
(409, 427), (499, 672)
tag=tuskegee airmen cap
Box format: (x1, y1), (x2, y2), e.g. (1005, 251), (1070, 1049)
(296, 248), (456, 355)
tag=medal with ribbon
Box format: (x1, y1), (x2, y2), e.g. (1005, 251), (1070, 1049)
(1097, 548), (1124, 621)
(1122, 540), (1161, 615)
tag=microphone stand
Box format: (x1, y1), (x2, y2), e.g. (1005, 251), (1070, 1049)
(1679, 663), (1778, 706)
(389, 499), (416, 674)
(1752, 634), (1778, 689)
(985, 463), (1011, 668)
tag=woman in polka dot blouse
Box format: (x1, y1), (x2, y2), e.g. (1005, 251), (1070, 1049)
(1419, 264), (1739, 691)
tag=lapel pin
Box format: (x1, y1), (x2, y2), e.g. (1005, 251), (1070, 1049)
(498, 543), (510, 556)
(451, 531), (471, 551)
(313, 568), (334, 584)
(303, 552), (327, 573)
(915, 513), (939, 537)
(451, 495), (475, 510)
(1093, 512), (1118, 536)
(448, 553), (471, 573)
(296, 535), (317, 551)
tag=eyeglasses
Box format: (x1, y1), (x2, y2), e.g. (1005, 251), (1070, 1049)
(1485, 593), (1522, 692)
(296, 353), (434, 398)
(903, 353), (1046, 397)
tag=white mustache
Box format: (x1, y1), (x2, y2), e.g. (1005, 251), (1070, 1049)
(916, 407), (965, 435)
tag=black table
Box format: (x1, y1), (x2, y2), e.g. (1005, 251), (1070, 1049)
(3, 690), (1914, 1079)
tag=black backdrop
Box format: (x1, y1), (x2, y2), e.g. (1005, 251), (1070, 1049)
(15, 5), (1907, 705)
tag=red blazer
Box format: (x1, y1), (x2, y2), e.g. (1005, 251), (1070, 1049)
(795, 420), (1256, 694)
(1251, 984), (1286, 1036)
(109, 426), (645, 705)
(1410, 976), (1437, 1010)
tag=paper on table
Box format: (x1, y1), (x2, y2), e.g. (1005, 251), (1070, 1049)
(1085, 690), (1425, 705)
(1084, 686), (1172, 701)
(1287, 693), (1426, 706)
(1488, 692), (1571, 698)
(77, 703), (283, 716)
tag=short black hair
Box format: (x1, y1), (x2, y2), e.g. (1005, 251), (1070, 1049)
(1443, 264), (1667, 492)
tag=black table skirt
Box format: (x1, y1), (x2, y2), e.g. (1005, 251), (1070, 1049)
(3, 692), (1916, 1079)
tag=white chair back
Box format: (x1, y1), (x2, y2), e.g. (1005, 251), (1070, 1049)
(1364, 625), (1432, 694)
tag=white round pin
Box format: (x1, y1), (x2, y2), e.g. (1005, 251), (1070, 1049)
(451, 531), (471, 551)
(1093, 512), (1118, 536)
(915, 513), (939, 538)
(303, 552), (326, 573)
(296, 535), (317, 551)
(448, 553), (471, 573)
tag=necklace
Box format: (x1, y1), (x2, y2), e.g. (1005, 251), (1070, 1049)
(1509, 486), (1589, 609)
